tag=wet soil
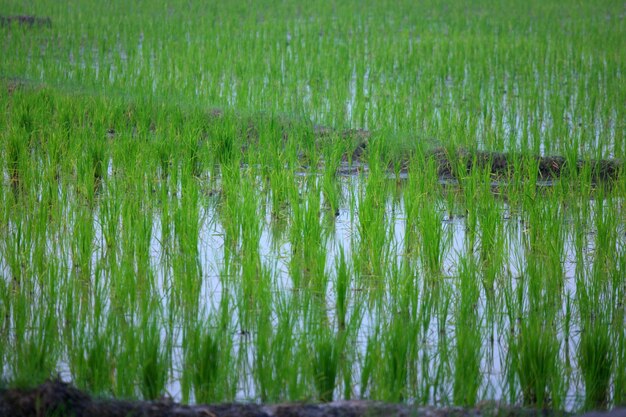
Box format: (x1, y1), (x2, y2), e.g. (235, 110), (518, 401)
(327, 135), (621, 183)
(299, 123), (622, 183)
(0, 379), (580, 417)
(332, 146), (622, 184)
(0, 15), (52, 28)
(424, 147), (622, 183)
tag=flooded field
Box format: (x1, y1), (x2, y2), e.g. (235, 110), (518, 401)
(1, 0), (625, 413)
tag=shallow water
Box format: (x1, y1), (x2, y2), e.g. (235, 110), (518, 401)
(2, 171), (621, 409)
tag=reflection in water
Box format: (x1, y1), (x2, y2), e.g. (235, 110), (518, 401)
(2, 171), (621, 408)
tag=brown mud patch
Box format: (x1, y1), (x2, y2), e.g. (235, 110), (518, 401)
(316, 132), (621, 183)
(0, 15), (52, 28)
(333, 146), (622, 183)
(425, 147), (622, 183)
(0, 379), (583, 417)
(278, 121), (622, 183)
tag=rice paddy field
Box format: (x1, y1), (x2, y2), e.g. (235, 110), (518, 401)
(1, 0), (625, 412)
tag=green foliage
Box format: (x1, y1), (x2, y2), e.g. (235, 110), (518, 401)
(515, 320), (562, 409)
(578, 324), (614, 410)
(313, 328), (340, 402)
(0, 0), (624, 411)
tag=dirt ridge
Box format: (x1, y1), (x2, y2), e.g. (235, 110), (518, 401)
(0, 379), (603, 417)
(308, 124), (622, 182)
(425, 147), (622, 182)
(0, 15), (52, 27)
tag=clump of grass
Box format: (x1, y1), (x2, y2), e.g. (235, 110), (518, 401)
(515, 319), (562, 409)
(578, 324), (613, 411)
(418, 200), (448, 276)
(453, 256), (482, 407)
(5, 128), (30, 197)
(359, 332), (380, 399)
(183, 320), (231, 403)
(70, 326), (113, 395)
(11, 307), (58, 388)
(313, 328), (339, 402)
(139, 321), (169, 400)
(335, 249), (350, 332)
(383, 317), (410, 402)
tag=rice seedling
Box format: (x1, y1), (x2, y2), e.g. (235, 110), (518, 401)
(312, 326), (340, 402)
(514, 318), (563, 409)
(0, 0), (625, 413)
(139, 318), (169, 400)
(578, 322), (613, 411)
(453, 256), (482, 407)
